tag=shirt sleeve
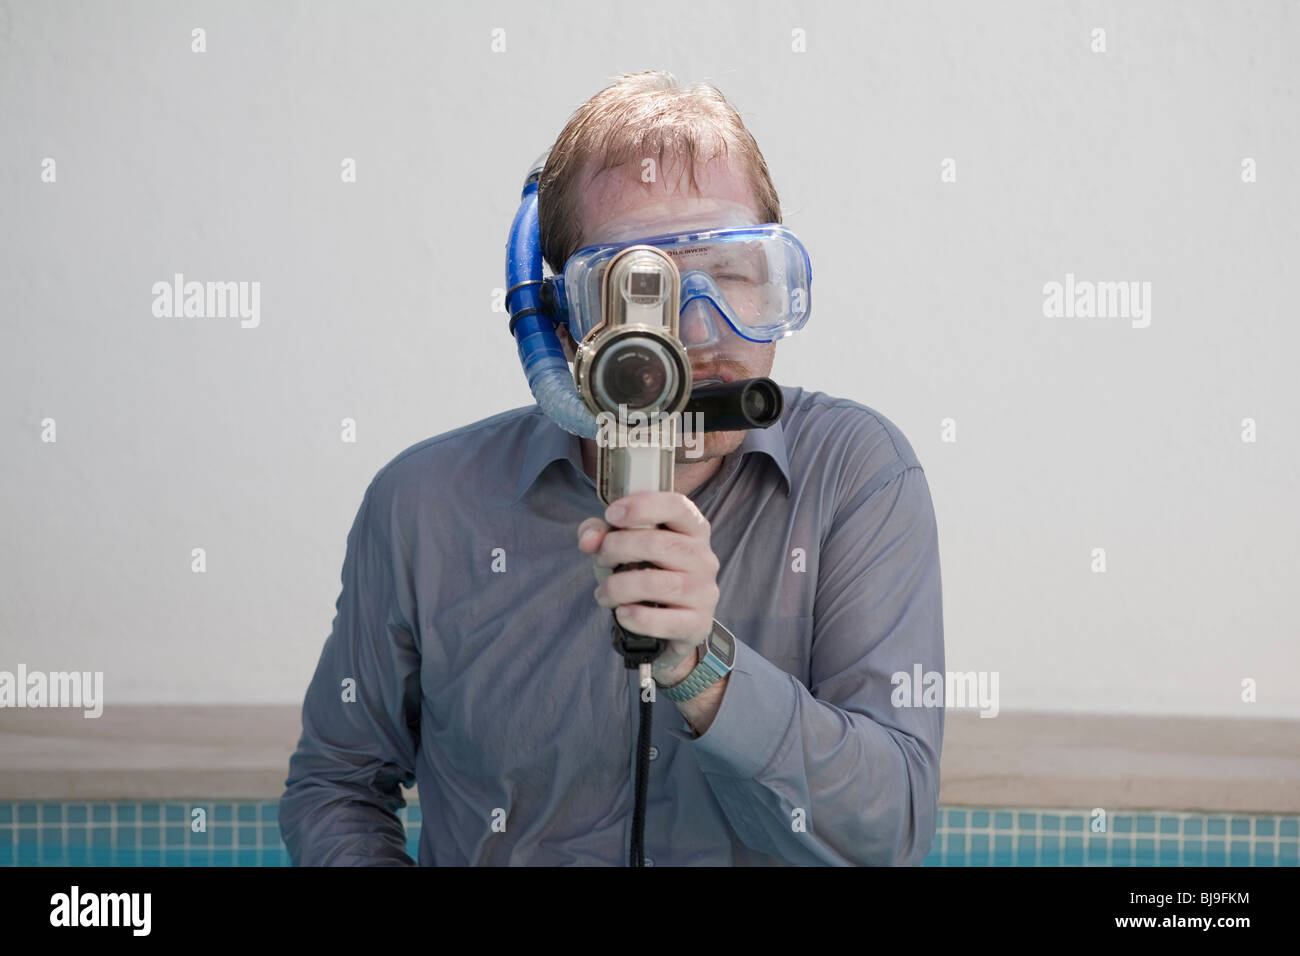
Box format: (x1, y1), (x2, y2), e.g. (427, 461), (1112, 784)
(279, 478), (422, 866)
(675, 463), (945, 866)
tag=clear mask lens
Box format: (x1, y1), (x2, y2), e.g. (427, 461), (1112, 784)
(558, 224), (812, 345)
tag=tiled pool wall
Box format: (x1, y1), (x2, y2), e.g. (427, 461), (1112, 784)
(930, 808), (1297, 867)
(1, 802), (1296, 866)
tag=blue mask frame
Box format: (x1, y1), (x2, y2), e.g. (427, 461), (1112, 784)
(542, 223), (813, 347)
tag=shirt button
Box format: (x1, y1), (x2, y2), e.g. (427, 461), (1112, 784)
(644, 857), (655, 867)
(648, 746), (659, 760)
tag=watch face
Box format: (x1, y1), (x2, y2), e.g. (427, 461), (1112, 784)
(708, 624), (735, 666)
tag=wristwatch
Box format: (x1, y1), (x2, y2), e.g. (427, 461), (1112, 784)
(656, 619), (736, 702)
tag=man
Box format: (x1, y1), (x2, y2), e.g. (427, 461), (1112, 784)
(280, 72), (945, 866)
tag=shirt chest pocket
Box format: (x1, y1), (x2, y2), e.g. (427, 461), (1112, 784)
(722, 614), (813, 687)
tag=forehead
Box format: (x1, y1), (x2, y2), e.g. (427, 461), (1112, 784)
(577, 151), (762, 246)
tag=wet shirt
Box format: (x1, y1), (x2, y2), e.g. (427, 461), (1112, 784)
(280, 385), (945, 865)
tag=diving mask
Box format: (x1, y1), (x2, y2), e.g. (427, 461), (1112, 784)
(542, 223), (812, 348)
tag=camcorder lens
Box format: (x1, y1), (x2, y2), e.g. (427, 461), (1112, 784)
(607, 350), (664, 408)
(595, 339), (675, 411)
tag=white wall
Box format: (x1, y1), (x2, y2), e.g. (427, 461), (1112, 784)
(2, 0), (1296, 715)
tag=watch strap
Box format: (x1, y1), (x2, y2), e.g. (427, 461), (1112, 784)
(659, 620), (734, 702)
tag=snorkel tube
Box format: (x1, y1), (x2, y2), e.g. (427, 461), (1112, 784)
(505, 151), (599, 439)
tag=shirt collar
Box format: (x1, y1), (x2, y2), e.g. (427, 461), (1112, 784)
(511, 408), (791, 502)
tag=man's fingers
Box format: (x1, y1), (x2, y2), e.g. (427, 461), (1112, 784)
(593, 528), (713, 574)
(605, 491), (711, 539)
(595, 567), (715, 610)
(613, 604), (712, 643)
(577, 518), (609, 553)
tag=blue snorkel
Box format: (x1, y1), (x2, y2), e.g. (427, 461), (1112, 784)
(505, 151), (599, 439)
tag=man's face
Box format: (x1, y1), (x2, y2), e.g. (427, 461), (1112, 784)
(563, 151), (778, 464)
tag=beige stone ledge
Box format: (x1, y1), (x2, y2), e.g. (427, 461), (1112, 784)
(1, 707), (1296, 813)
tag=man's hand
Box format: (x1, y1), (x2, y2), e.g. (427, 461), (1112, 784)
(577, 490), (720, 683)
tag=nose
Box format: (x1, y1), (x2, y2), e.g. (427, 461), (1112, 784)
(678, 297), (722, 348)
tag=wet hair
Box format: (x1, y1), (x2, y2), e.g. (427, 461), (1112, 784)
(537, 71), (782, 276)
